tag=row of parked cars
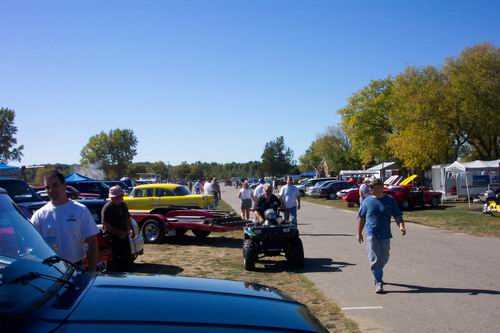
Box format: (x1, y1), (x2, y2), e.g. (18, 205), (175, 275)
(0, 184), (328, 332)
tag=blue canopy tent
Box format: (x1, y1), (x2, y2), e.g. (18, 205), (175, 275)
(0, 162), (20, 177)
(65, 172), (94, 182)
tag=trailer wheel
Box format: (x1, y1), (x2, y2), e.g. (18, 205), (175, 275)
(192, 230), (211, 238)
(286, 238), (304, 269)
(142, 220), (164, 244)
(243, 239), (257, 271)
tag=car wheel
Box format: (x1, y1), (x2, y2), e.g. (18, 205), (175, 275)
(243, 239), (257, 271)
(192, 230), (211, 238)
(286, 237), (304, 269)
(328, 192), (336, 200)
(142, 220), (164, 244)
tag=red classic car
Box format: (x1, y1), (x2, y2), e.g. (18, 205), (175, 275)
(340, 175), (442, 210)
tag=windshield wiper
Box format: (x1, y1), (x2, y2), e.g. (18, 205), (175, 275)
(9, 271), (76, 290)
(42, 255), (79, 274)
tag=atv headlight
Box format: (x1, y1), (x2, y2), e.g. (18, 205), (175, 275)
(254, 229), (262, 234)
(283, 228), (290, 233)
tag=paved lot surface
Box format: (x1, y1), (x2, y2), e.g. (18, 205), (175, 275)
(222, 186), (500, 333)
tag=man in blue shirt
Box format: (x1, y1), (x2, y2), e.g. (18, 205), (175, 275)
(358, 178), (407, 294)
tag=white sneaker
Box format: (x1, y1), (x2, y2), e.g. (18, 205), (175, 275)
(375, 283), (384, 294)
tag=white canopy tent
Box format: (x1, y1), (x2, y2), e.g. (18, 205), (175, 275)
(443, 159), (500, 206)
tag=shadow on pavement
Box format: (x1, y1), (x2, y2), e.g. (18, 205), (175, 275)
(166, 235), (243, 249)
(303, 258), (356, 273)
(252, 258), (356, 273)
(301, 233), (354, 237)
(131, 263), (184, 275)
(384, 282), (500, 295)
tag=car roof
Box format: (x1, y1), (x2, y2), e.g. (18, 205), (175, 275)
(0, 187), (6, 194)
(134, 183), (180, 190)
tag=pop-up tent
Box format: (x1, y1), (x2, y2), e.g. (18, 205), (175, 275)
(0, 162), (20, 177)
(65, 172), (94, 182)
(444, 159), (500, 205)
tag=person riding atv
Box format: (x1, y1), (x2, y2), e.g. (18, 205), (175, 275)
(243, 207), (304, 271)
(255, 184), (281, 223)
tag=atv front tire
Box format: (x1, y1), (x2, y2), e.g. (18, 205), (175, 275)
(243, 239), (258, 271)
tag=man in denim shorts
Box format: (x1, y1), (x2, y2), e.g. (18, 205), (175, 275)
(357, 178), (407, 294)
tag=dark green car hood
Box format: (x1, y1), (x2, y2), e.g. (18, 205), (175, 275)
(54, 273), (327, 333)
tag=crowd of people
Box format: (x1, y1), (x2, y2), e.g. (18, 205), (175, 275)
(237, 176), (301, 224)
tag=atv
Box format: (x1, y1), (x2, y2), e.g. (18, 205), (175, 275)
(243, 209), (304, 271)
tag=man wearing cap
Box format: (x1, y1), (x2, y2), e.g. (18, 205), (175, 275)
(358, 178), (407, 294)
(102, 185), (132, 271)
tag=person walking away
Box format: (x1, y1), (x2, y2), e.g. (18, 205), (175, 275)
(204, 178), (215, 209)
(253, 179), (266, 200)
(212, 177), (221, 207)
(357, 178), (407, 294)
(238, 181), (253, 220)
(193, 180), (201, 194)
(256, 184), (281, 223)
(187, 180), (193, 193)
(279, 176), (301, 225)
(31, 170), (99, 273)
(102, 185), (132, 272)
(359, 178), (372, 205)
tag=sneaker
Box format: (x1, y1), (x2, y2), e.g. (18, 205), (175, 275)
(375, 283), (384, 294)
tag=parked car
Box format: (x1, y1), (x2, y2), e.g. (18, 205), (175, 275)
(124, 183), (214, 212)
(65, 180), (110, 199)
(479, 183), (500, 202)
(0, 189), (327, 332)
(0, 178), (46, 214)
(35, 184), (100, 201)
(316, 181), (352, 199)
(299, 177), (337, 195)
(341, 175), (442, 209)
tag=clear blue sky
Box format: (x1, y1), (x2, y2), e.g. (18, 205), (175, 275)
(1, 0), (499, 166)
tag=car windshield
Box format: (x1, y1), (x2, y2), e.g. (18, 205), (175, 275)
(0, 194), (69, 315)
(0, 180), (39, 203)
(174, 186), (191, 196)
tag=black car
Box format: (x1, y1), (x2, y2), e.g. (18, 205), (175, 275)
(66, 181), (110, 199)
(0, 189), (327, 332)
(0, 178), (46, 214)
(318, 181), (352, 199)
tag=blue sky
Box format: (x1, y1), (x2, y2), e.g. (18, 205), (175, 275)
(1, 0), (499, 166)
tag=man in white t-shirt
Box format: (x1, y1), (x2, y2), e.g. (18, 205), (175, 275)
(31, 170), (99, 272)
(279, 176), (301, 225)
(253, 179), (266, 200)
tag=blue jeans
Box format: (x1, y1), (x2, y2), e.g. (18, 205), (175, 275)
(366, 236), (390, 284)
(284, 206), (297, 225)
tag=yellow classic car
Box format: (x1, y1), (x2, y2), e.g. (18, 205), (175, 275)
(124, 183), (214, 212)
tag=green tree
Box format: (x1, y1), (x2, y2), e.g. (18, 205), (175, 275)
(0, 108), (24, 162)
(444, 43), (500, 160)
(338, 79), (395, 166)
(388, 66), (453, 170)
(260, 136), (294, 176)
(80, 129), (138, 179)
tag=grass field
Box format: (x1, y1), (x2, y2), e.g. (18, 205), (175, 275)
(134, 200), (359, 332)
(302, 196), (500, 238)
